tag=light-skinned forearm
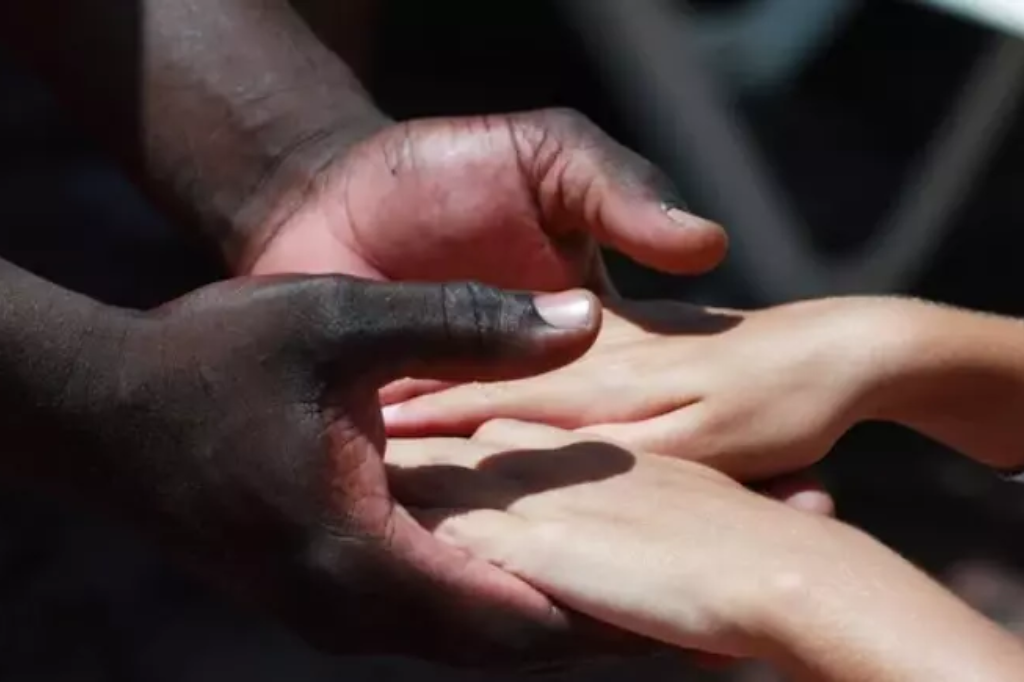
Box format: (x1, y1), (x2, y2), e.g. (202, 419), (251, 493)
(753, 522), (1024, 681)
(855, 298), (1024, 471)
(0, 0), (390, 267)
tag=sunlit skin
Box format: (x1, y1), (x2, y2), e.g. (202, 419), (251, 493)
(389, 421), (1024, 681)
(385, 296), (1024, 479)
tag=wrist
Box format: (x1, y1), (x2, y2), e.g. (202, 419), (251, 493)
(769, 296), (921, 431)
(726, 516), (863, 660)
(744, 520), (1024, 680)
(852, 297), (980, 426)
(226, 104), (392, 274)
(138, 0), (393, 271)
(0, 288), (137, 481)
(813, 296), (941, 427)
(849, 299), (1024, 471)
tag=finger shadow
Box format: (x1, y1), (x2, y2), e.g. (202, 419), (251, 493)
(390, 440), (665, 662)
(477, 441), (637, 498)
(606, 299), (743, 337)
(390, 440), (638, 512)
(393, 444), (736, 665)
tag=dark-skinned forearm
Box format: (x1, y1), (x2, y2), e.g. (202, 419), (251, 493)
(0, 259), (130, 484)
(0, 0), (390, 267)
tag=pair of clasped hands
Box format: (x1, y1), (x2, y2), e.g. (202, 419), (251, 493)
(233, 112), (1023, 679)
(6, 2), (1020, 676)
(54, 109), (1023, 680)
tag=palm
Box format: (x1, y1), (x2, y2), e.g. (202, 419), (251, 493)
(248, 110), (727, 290)
(337, 116), (604, 290)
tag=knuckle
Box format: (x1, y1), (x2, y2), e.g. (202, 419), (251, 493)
(290, 276), (358, 353)
(629, 158), (679, 202)
(250, 275), (344, 327)
(538, 109), (603, 162)
(452, 513), (538, 574)
(539, 107), (594, 135)
(630, 154), (672, 188)
(531, 111), (667, 197)
(441, 281), (490, 352)
(394, 438), (463, 468)
(443, 279), (500, 305)
(472, 416), (521, 443)
(309, 275), (356, 314)
(377, 120), (417, 178)
(295, 522), (380, 589)
(512, 108), (591, 157)
(441, 280), (524, 338)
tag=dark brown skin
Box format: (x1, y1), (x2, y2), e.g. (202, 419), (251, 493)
(0, 0), (724, 664)
(245, 109), (727, 292)
(0, 1), (726, 291)
(0, 259), (605, 666)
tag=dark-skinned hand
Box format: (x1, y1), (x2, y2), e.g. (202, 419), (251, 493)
(32, 275), (602, 667)
(243, 109), (727, 292)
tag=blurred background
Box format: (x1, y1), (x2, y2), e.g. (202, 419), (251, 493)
(3, 1), (1024, 680)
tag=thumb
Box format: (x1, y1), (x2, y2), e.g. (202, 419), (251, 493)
(322, 278), (601, 384)
(512, 109), (728, 275)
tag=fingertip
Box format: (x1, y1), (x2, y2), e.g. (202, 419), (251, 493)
(378, 283), (601, 385)
(760, 476), (836, 517)
(379, 378), (455, 406)
(533, 289), (602, 333)
(474, 419), (587, 448)
(601, 201), (728, 275)
(429, 288), (600, 383)
(380, 402), (410, 430)
(655, 206), (729, 274)
(382, 397), (488, 438)
(785, 490), (836, 517)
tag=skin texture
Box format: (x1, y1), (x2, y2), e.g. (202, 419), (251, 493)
(0, 2), (727, 290)
(0, 258), (634, 666)
(0, 0), (720, 664)
(245, 109), (727, 292)
(384, 296), (1024, 479)
(855, 298), (1024, 473)
(0, 0), (386, 261)
(387, 421), (1024, 680)
(382, 298), (880, 480)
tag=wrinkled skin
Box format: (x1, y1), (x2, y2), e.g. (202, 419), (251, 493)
(245, 109), (727, 292)
(46, 276), (605, 666)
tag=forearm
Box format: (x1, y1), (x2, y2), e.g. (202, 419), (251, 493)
(0, 259), (127, 481)
(755, 523), (1024, 681)
(0, 0), (390, 267)
(856, 298), (1024, 471)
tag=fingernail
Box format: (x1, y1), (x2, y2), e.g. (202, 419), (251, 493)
(380, 403), (402, 423)
(662, 202), (692, 224)
(533, 291), (596, 329)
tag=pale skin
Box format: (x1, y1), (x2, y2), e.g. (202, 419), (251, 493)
(386, 420), (1024, 681)
(383, 296), (1024, 479)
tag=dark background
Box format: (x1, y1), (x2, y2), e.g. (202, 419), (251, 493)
(1, 1), (1024, 680)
